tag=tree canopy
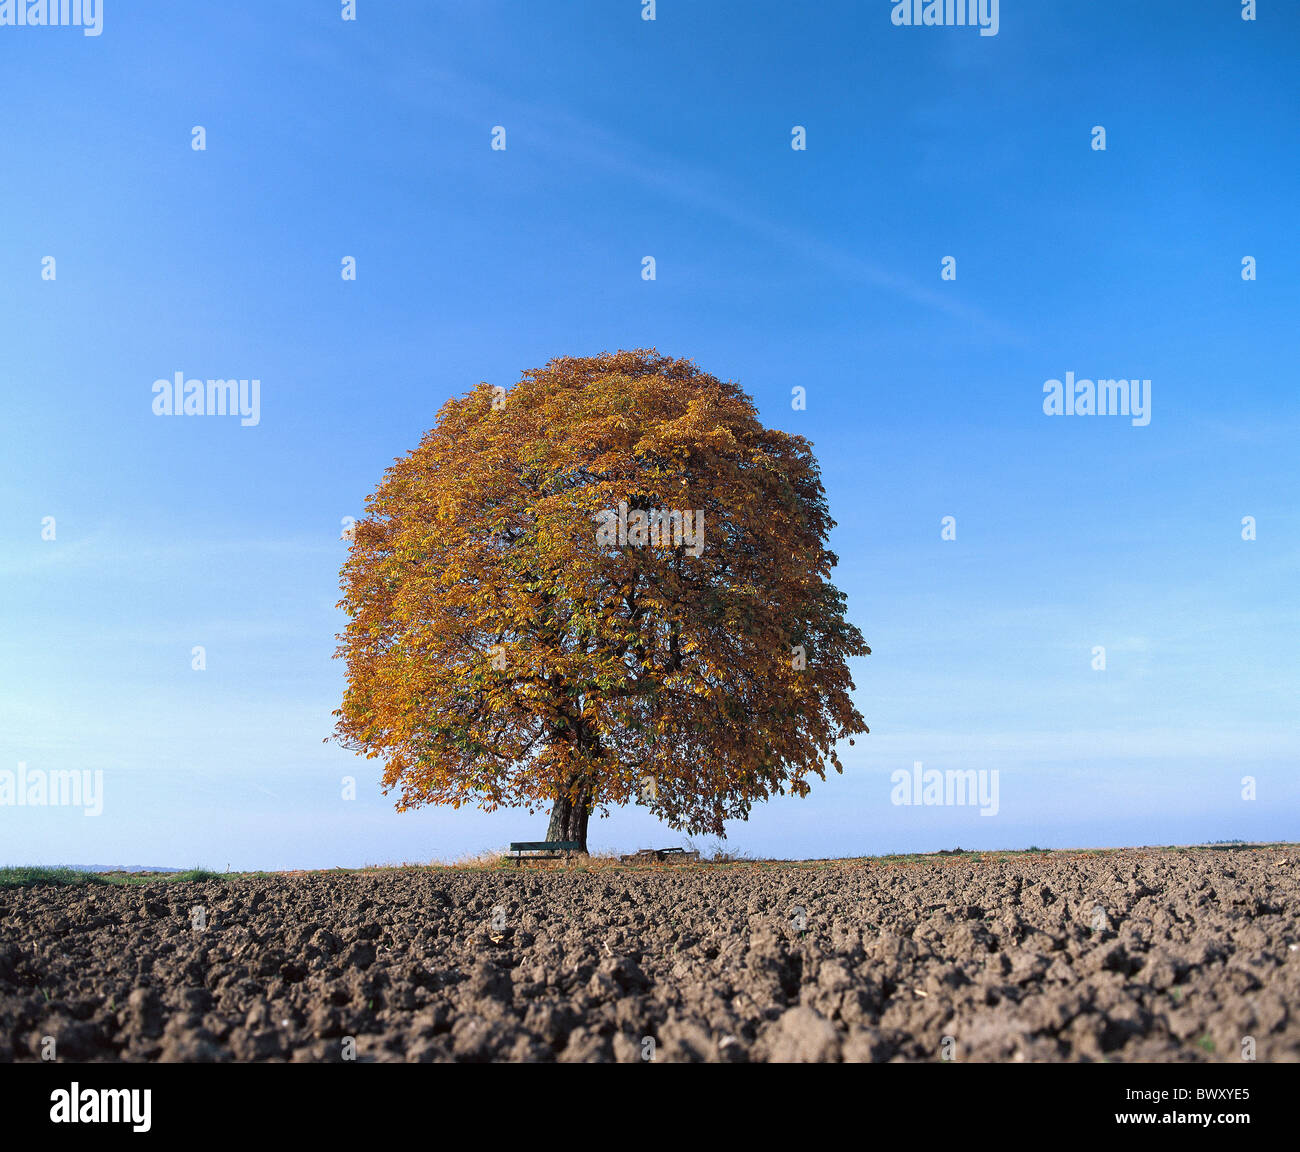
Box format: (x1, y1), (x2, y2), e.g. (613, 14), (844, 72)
(333, 350), (870, 850)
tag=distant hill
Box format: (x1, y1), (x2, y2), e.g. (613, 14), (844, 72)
(53, 864), (183, 874)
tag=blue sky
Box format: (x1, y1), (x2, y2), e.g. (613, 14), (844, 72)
(1, 2), (1296, 869)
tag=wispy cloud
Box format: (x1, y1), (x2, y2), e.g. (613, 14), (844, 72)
(410, 65), (1018, 337)
(0, 531), (336, 579)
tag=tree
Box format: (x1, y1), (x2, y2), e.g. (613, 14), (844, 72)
(332, 350), (869, 852)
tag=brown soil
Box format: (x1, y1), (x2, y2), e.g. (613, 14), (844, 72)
(2, 847), (1296, 1062)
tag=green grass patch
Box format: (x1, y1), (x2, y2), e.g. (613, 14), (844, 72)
(0, 865), (230, 888)
(166, 868), (224, 883)
(0, 866), (109, 888)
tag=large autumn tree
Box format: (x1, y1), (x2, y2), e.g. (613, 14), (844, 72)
(333, 350), (869, 852)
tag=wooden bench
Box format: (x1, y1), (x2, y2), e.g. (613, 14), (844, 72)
(508, 841), (582, 865)
(618, 847), (701, 863)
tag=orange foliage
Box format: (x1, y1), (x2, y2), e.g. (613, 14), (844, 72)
(332, 350), (870, 839)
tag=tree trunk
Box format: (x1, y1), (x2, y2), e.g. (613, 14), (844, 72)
(545, 779), (591, 853)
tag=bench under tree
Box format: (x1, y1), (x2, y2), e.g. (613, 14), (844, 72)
(508, 840), (582, 864)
